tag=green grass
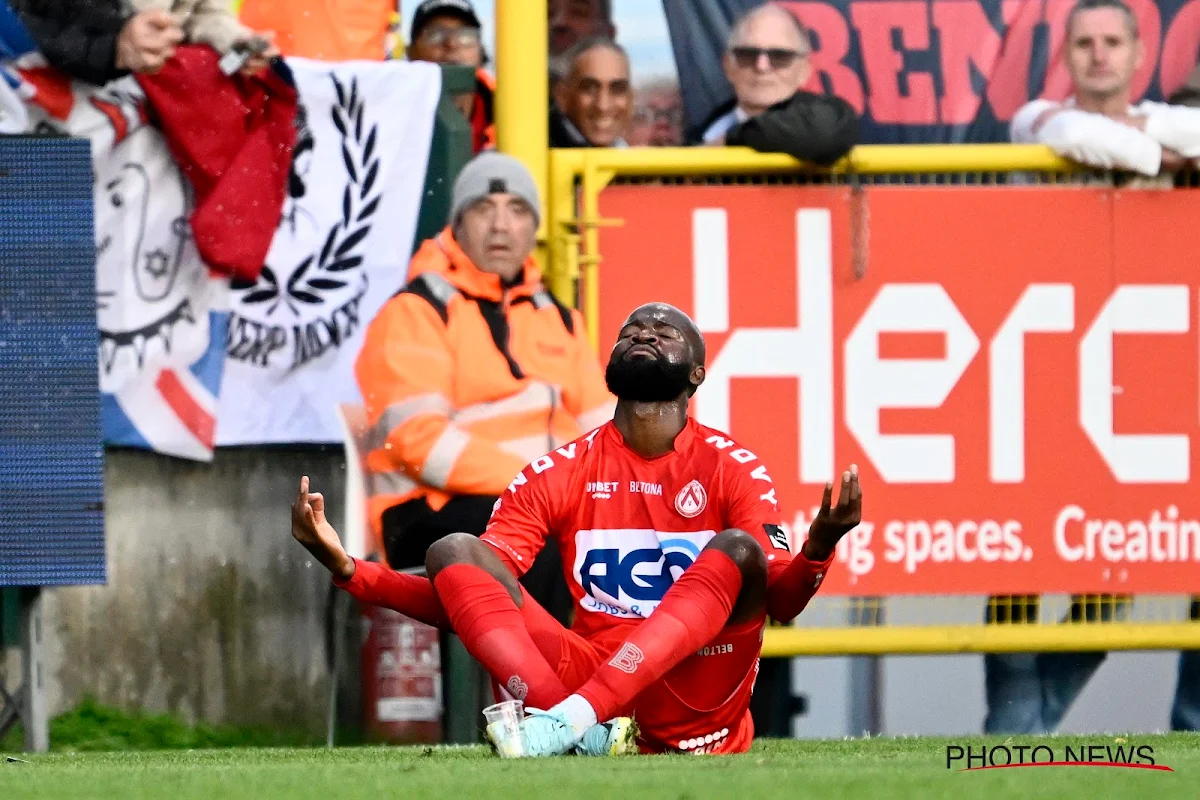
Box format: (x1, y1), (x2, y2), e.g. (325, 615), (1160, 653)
(1, 734), (1197, 800)
(0, 698), (322, 753)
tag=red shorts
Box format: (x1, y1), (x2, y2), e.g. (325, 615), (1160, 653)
(509, 595), (765, 755)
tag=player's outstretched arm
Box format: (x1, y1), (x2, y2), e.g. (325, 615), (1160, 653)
(291, 477), (452, 628)
(767, 465), (861, 622)
(291, 476), (354, 581)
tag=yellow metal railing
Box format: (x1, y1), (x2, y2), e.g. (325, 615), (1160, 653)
(759, 595), (1200, 655)
(760, 622), (1200, 656)
(546, 144), (1082, 348)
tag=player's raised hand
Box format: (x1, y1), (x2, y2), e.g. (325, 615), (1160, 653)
(802, 465), (862, 561)
(291, 476), (354, 580)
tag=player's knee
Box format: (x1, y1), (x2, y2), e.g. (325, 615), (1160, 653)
(424, 531), (483, 577)
(707, 529), (767, 578)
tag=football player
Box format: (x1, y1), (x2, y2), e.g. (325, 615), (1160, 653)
(292, 302), (862, 755)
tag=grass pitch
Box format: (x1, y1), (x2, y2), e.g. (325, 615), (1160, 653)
(2, 733), (1197, 799)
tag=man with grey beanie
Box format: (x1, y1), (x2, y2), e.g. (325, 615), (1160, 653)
(354, 152), (615, 629)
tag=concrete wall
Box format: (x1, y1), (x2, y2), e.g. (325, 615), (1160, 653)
(39, 446), (349, 735)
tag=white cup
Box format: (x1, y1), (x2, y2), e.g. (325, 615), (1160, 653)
(483, 699), (526, 758)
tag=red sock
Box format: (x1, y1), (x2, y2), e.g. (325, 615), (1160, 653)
(576, 549), (744, 721)
(334, 558), (449, 628)
(433, 564), (570, 709)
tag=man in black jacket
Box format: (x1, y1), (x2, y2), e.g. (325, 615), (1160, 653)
(688, 2), (857, 166)
(11, 0), (182, 86)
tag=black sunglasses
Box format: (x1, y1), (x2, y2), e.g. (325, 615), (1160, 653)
(729, 46), (806, 70)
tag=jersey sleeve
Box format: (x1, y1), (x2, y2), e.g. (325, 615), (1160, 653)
(479, 464), (561, 577)
(722, 454), (836, 623)
(722, 458), (793, 567)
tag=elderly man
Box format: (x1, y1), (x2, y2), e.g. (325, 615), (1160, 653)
(355, 152), (614, 625)
(406, 0), (495, 153)
(549, 37), (632, 148)
(689, 2), (858, 166)
(1011, 0), (1200, 177)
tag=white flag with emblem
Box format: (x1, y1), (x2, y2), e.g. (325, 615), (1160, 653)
(215, 58), (441, 445)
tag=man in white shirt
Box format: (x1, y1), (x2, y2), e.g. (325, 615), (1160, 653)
(1010, 0), (1200, 177)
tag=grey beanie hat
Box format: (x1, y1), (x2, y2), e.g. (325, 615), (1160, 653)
(450, 152), (541, 226)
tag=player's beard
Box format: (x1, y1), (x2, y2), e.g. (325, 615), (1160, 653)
(605, 351), (693, 402)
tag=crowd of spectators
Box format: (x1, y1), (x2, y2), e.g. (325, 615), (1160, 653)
(400, 0), (859, 163)
(13, 0), (1200, 178)
(8, 0), (1200, 175)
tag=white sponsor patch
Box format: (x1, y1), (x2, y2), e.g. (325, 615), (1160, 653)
(572, 528), (717, 618)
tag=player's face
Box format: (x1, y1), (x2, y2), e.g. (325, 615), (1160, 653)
(605, 305), (702, 402)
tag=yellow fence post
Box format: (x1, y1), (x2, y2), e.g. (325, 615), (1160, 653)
(495, 0), (549, 269)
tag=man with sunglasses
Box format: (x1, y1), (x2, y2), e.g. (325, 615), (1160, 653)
(689, 2), (857, 166)
(407, 0), (495, 153)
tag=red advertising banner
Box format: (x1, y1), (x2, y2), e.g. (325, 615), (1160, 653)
(595, 185), (1200, 596)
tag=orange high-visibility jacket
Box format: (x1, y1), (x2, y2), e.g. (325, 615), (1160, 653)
(356, 228), (615, 535)
(238, 0), (393, 61)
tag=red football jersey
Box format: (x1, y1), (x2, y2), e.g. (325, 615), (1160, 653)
(480, 417), (793, 653)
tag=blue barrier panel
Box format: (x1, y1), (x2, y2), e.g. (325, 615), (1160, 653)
(0, 136), (105, 586)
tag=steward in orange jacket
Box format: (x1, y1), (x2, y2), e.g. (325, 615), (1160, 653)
(355, 152), (612, 622)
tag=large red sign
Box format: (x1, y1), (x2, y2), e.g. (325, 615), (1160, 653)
(595, 185), (1200, 596)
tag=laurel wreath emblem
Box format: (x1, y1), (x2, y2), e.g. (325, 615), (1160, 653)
(235, 74), (381, 316)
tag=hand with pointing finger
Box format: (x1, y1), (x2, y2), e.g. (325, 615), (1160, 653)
(291, 476), (354, 580)
(801, 464), (863, 562)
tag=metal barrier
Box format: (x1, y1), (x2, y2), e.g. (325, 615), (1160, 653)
(546, 144), (1087, 347)
(545, 143), (1200, 656)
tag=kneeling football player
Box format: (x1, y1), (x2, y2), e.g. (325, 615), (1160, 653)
(291, 302), (862, 756)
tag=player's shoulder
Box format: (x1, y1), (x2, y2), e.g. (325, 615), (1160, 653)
(502, 422), (607, 496)
(690, 420), (762, 459)
(688, 420), (774, 479)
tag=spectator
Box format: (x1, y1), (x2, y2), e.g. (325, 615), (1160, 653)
(549, 36), (631, 148)
(548, 0), (614, 81)
(982, 594), (1131, 734)
(988, 0), (1200, 717)
(628, 77), (684, 147)
(355, 152), (615, 627)
(131, 0), (279, 76)
(11, 0), (183, 85)
(1011, 0), (1200, 178)
(689, 2), (858, 166)
(406, 0), (494, 154)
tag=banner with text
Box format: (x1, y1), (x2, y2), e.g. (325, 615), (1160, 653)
(215, 58), (440, 445)
(596, 184), (1200, 595)
(662, 0), (1200, 143)
(16, 70), (231, 460)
